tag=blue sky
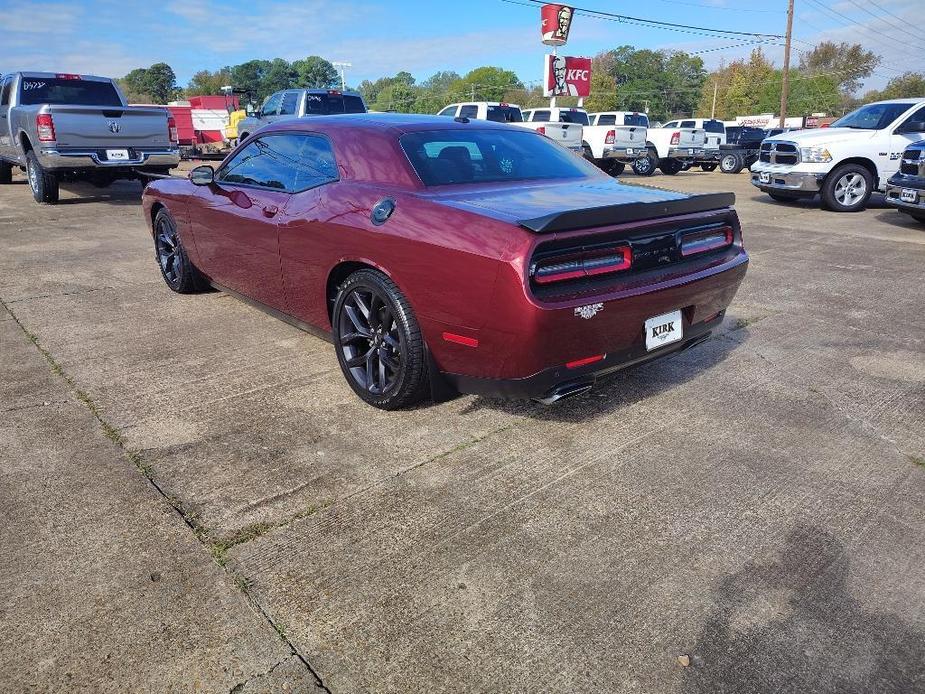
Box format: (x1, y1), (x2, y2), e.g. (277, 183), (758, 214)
(1, 0), (921, 92)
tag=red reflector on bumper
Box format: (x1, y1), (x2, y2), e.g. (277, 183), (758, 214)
(442, 332), (478, 347)
(566, 354), (605, 369)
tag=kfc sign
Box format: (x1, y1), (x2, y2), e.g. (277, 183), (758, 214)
(541, 4), (574, 46)
(544, 55), (591, 97)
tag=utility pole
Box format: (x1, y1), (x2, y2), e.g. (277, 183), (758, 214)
(711, 81), (718, 119)
(779, 0), (794, 128)
(332, 61), (351, 91)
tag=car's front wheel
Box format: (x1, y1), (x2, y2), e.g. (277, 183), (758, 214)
(26, 151), (59, 204)
(632, 151), (657, 176)
(821, 164), (872, 212)
(720, 152), (743, 174)
(153, 208), (206, 293)
(333, 269), (429, 410)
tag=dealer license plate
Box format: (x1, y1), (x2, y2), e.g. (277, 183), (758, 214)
(645, 310), (683, 352)
(106, 149), (129, 161)
(626, 148), (634, 155)
(759, 172), (771, 184)
(901, 188), (917, 203)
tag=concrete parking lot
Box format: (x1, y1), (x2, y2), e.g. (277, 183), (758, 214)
(1, 166), (923, 693)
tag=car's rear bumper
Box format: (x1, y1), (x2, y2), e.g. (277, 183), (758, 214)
(668, 147), (705, 161)
(436, 250), (748, 400)
(884, 176), (925, 212)
(444, 311), (723, 401)
(37, 147), (180, 171)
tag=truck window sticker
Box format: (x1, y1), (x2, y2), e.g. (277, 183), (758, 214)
(23, 81), (46, 91)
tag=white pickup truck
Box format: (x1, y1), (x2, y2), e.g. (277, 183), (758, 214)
(751, 98), (925, 212)
(519, 107), (585, 156)
(583, 111), (648, 175)
(438, 102), (583, 155)
(631, 122), (706, 176)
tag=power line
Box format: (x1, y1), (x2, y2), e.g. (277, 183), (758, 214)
(837, 0), (925, 42)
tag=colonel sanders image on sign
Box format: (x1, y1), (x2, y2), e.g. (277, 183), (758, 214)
(551, 55), (576, 95)
(543, 54), (591, 97)
(541, 4), (574, 46)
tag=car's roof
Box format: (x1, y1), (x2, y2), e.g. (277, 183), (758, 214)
(868, 98), (925, 105)
(260, 112), (523, 136)
(6, 72), (112, 82)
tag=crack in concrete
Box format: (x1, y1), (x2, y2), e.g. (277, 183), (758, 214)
(5, 285), (115, 304)
(0, 296), (332, 694)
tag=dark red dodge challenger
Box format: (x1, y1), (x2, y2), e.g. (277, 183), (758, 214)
(142, 114), (748, 409)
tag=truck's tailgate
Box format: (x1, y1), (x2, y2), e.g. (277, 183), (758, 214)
(612, 125), (646, 149)
(48, 105), (171, 149)
(678, 128), (705, 148)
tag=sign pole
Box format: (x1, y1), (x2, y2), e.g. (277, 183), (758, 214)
(550, 46), (557, 109)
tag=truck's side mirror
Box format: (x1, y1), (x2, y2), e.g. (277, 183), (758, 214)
(190, 165), (214, 186)
(897, 120), (925, 134)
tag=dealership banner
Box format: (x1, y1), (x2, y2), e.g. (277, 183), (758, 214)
(541, 4), (574, 45)
(544, 54), (591, 97)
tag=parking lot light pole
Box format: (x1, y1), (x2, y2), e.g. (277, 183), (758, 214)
(333, 62), (351, 91)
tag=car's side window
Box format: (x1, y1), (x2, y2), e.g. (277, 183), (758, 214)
(261, 92), (283, 117)
(216, 133), (338, 193)
(680, 120), (696, 128)
(438, 106), (456, 117)
(459, 105), (478, 119)
(899, 105), (925, 131)
(0, 78), (11, 106)
(279, 91), (300, 116)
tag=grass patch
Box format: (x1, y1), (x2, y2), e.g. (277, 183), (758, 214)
(908, 455), (925, 469)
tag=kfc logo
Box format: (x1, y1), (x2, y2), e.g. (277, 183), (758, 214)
(541, 4), (574, 46)
(544, 55), (592, 97)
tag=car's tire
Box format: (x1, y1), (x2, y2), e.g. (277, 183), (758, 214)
(333, 269), (429, 410)
(720, 152), (743, 174)
(604, 161), (625, 176)
(153, 207), (206, 294)
(632, 151), (657, 176)
(581, 142), (594, 161)
(700, 163), (718, 172)
(659, 159), (683, 175)
(26, 150), (59, 204)
(0, 160), (12, 184)
(768, 192), (800, 202)
(821, 163), (873, 212)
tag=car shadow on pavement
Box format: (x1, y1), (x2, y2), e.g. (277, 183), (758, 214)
(680, 524), (925, 694)
(462, 324), (745, 422)
(53, 183), (144, 206)
(872, 209), (925, 231)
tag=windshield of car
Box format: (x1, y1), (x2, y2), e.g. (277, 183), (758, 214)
(623, 113), (648, 127)
(18, 78), (122, 106)
(400, 129), (595, 186)
(830, 102), (911, 130)
(485, 106), (523, 123)
(559, 110), (589, 125)
(304, 93), (366, 115)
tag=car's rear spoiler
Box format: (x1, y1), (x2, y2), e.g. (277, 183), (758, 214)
(518, 192), (735, 233)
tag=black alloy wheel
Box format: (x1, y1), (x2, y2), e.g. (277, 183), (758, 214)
(333, 270), (429, 409)
(153, 208), (204, 293)
(632, 151), (657, 176)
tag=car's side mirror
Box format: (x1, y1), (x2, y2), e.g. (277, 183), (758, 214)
(190, 165), (214, 186)
(897, 120), (925, 134)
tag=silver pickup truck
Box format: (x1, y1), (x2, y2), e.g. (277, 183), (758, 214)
(236, 88), (367, 145)
(0, 72), (180, 203)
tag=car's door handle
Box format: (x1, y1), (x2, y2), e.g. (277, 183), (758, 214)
(262, 204), (278, 218)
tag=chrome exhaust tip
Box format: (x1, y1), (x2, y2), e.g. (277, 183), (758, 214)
(534, 381), (594, 405)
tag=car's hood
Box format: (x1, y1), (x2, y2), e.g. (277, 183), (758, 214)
(767, 127), (876, 146)
(427, 178), (733, 233)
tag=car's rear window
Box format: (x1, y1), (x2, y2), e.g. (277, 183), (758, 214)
(486, 106), (523, 123)
(559, 110), (589, 125)
(623, 113), (648, 127)
(400, 129), (593, 186)
(18, 78), (122, 106)
(704, 120), (725, 133)
(304, 93), (366, 115)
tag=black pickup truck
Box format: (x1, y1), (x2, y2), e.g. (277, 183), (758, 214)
(718, 127), (786, 174)
(884, 140), (925, 223)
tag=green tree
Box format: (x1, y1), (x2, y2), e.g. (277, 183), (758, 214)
(185, 69), (232, 96)
(229, 59), (273, 101)
(454, 66), (522, 102)
(799, 41), (880, 97)
(118, 63), (178, 103)
(264, 58), (297, 93)
(863, 72), (925, 101)
(291, 56), (338, 89)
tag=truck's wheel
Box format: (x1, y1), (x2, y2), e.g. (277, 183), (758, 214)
(604, 161), (625, 176)
(700, 163), (718, 172)
(0, 161), (12, 184)
(659, 159), (683, 175)
(632, 152), (657, 176)
(720, 152), (743, 174)
(581, 142), (594, 161)
(821, 164), (873, 212)
(26, 151), (59, 204)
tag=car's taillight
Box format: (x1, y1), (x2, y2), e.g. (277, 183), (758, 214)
(680, 226), (734, 257)
(670, 131), (680, 145)
(532, 245), (632, 284)
(55, 73), (81, 80)
(36, 113), (55, 142)
(537, 126), (546, 135)
(605, 130), (615, 144)
(167, 115), (178, 144)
